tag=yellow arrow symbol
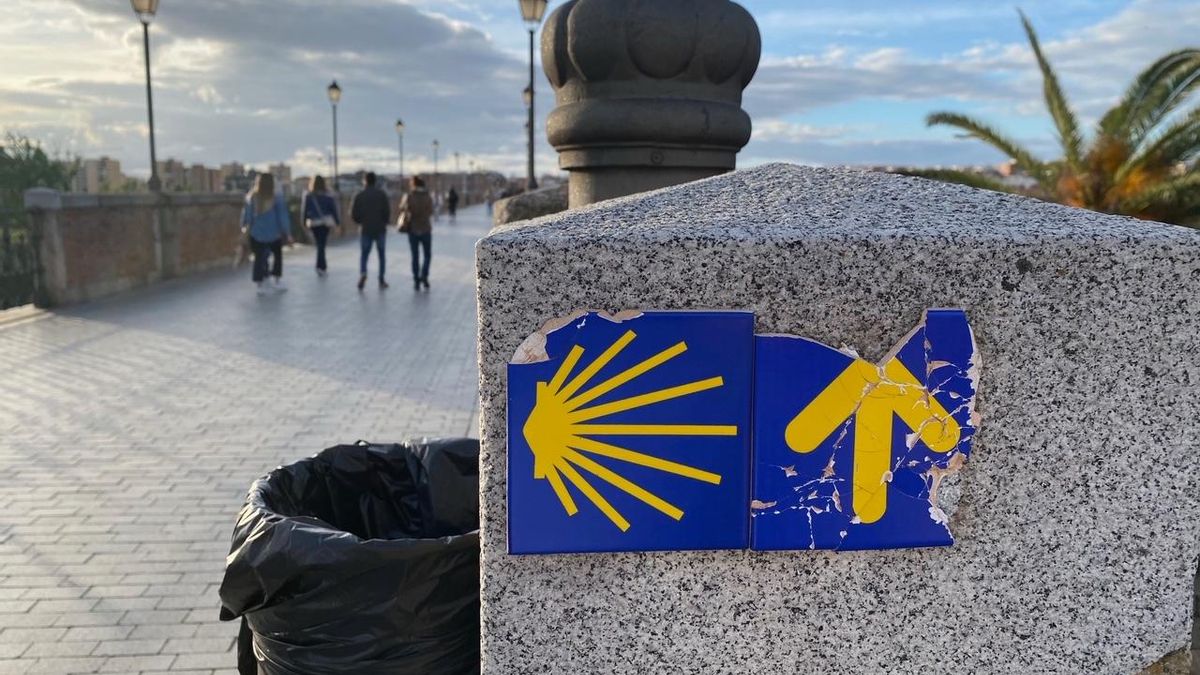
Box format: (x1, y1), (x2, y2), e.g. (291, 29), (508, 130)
(784, 357), (961, 524)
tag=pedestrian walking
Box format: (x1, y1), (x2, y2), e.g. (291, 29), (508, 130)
(350, 172), (391, 290)
(397, 175), (435, 291)
(301, 175), (340, 277)
(447, 187), (459, 221)
(241, 173), (293, 295)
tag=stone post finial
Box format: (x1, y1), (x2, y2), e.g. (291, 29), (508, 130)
(542, 0), (761, 207)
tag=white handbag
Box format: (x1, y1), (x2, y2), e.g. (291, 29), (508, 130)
(304, 193), (337, 228)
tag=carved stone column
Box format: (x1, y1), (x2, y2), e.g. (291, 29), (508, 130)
(542, 0), (761, 207)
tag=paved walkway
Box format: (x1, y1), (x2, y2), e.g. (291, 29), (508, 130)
(0, 206), (488, 674)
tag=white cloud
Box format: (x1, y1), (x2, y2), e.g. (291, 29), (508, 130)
(742, 0), (1200, 167)
(2, 0), (1197, 176)
(0, 0), (550, 177)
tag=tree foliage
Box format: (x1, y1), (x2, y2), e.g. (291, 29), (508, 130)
(0, 133), (78, 209)
(926, 12), (1200, 228)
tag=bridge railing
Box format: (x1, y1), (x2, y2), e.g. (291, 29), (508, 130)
(0, 207), (40, 310)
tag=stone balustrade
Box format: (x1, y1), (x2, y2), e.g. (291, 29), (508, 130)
(22, 189), (363, 306)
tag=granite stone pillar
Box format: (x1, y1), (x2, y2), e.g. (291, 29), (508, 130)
(542, 0), (760, 208)
(475, 164), (1200, 673)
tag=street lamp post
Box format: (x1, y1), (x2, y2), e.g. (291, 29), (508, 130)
(454, 151), (463, 195)
(131, 0), (161, 192)
(432, 139), (440, 194)
(327, 81), (341, 192)
(518, 0), (548, 192)
(395, 118), (405, 185)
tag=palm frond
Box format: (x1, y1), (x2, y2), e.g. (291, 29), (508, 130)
(1100, 49), (1200, 135)
(1102, 49), (1200, 148)
(1020, 11), (1085, 175)
(1117, 170), (1200, 225)
(925, 111), (1052, 191)
(1115, 106), (1200, 185)
(895, 168), (1028, 196)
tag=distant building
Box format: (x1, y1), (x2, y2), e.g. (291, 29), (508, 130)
(268, 163), (293, 196)
(156, 159), (188, 191)
(221, 163), (252, 193)
(72, 157), (126, 193)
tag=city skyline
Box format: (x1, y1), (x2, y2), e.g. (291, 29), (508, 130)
(1, 0), (1196, 180)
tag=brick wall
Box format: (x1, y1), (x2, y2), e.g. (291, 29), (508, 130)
(173, 198), (244, 272)
(22, 189), (389, 307)
(58, 202), (159, 295)
(24, 191), (245, 306)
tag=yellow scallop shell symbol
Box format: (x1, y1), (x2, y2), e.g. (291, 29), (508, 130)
(522, 329), (738, 532)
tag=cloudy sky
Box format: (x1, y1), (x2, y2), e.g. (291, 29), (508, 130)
(1, 0), (1196, 179)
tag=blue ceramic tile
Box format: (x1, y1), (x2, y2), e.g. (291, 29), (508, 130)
(751, 310), (978, 551)
(508, 311), (754, 554)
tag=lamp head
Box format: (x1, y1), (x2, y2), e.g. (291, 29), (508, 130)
(518, 0), (548, 26)
(327, 81), (342, 105)
(395, 118), (405, 134)
(130, 0), (160, 24)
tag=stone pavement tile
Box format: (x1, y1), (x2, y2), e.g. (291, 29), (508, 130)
(161, 638), (233, 654)
(128, 624), (197, 640)
(0, 602), (34, 614)
(19, 587), (88, 600)
(0, 643), (29, 658)
(0, 616), (59, 630)
(28, 599), (97, 614)
(53, 612), (125, 627)
(22, 657), (107, 674)
(0, 659), (33, 675)
(0, 629), (66, 645)
(168, 652), (234, 670)
(83, 586), (147, 599)
(97, 654), (177, 672)
(21, 641), (98, 658)
(117, 610), (187, 626)
(91, 638), (165, 656)
(61, 626), (134, 641)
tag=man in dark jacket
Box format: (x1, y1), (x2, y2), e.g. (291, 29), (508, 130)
(350, 172), (391, 290)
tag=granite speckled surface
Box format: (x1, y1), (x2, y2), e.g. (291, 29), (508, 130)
(474, 163), (1200, 674)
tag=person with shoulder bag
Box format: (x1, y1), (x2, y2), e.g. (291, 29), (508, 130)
(302, 175), (340, 277)
(241, 173), (293, 295)
(397, 175), (434, 291)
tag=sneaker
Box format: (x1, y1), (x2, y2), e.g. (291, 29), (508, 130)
(255, 282), (269, 296)
(414, 279), (421, 291)
(379, 278), (389, 290)
(422, 277), (430, 290)
(272, 277), (288, 292)
(357, 275), (367, 291)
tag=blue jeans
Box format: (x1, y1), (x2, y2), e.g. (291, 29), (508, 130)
(311, 226), (330, 271)
(251, 237), (282, 283)
(408, 232), (431, 281)
(360, 232), (386, 279)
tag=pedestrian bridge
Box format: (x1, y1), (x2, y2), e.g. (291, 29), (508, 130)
(0, 206), (487, 673)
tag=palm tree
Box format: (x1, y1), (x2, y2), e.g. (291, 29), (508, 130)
(915, 12), (1200, 228)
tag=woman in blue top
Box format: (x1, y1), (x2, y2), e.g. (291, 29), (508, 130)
(301, 175), (340, 276)
(241, 173), (293, 294)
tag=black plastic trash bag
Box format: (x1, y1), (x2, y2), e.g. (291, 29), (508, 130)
(219, 439), (480, 675)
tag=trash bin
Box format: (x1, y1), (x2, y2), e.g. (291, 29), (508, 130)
(218, 439), (480, 675)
